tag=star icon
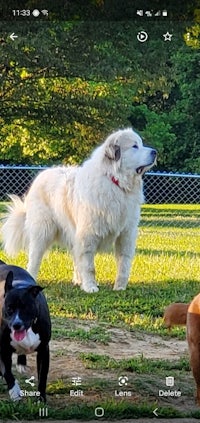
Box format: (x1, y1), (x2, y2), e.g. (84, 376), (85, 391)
(163, 32), (173, 41)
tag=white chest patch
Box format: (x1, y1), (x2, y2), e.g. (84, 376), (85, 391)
(9, 380), (21, 401)
(10, 328), (41, 355)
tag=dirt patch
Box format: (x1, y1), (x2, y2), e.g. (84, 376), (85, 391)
(56, 326), (188, 360)
(24, 323), (188, 380)
(14, 322), (194, 415)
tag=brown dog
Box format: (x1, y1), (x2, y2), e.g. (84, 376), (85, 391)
(163, 302), (189, 329)
(187, 294), (200, 405)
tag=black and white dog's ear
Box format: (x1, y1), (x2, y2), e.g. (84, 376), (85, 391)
(28, 285), (44, 298)
(105, 142), (121, 161)
(5, 271), (14, 293)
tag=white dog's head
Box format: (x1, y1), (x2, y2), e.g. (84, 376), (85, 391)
(101, 128), (157, 191)
(104, 128), (157, 174)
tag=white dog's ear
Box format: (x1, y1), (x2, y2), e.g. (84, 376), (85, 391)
(105, 143), (121, 161)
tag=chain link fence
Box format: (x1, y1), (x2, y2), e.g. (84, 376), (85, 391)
(0, 165), (47, 199)
(143, 171), (200, 204)
(0, 165), (199, 230)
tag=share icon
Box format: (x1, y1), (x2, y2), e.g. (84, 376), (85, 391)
(25, 375), (35, 386)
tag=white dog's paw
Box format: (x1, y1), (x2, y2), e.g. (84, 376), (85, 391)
(113, 278), (128, 291)
(81, 282), (99, 293)
(113, 286), (126, 291)
(113, 282), (127, 291)
(72, 270), (82, 286)
(72, 278), (81, 286)
(9, 380), (21, 401)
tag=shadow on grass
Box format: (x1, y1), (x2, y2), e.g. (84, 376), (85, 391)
(136, 248), (200, 257)
(140, 218), (200, 228)
(140, 205), (200, 229)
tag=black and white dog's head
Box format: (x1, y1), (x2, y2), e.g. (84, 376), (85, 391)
(3, 271), (43, 344)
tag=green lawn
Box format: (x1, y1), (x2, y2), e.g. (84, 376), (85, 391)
(0, 203), (200, 420)
(1, 203), (199, 337)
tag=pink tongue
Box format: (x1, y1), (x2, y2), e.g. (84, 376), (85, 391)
(13, 329), (27, 341)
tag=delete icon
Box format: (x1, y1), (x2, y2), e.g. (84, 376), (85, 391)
(166, 376), (174, 387)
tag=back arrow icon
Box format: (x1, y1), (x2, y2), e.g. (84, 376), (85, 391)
(10, 33), (18, 41)
(153, 407), (158, 416)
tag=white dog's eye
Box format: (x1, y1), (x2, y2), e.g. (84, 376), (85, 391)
(132, 145), (138, 149)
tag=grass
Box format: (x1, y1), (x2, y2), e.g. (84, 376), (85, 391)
(0, 203), (200, 419)
(79, 353), (190, 373)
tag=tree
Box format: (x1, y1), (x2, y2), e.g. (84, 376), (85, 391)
(0, 17), (199, 171)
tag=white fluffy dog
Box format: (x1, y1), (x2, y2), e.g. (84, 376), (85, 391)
(2, 128), (157, 293)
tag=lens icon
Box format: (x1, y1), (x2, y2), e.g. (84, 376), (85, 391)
(118, 375), (128, 386)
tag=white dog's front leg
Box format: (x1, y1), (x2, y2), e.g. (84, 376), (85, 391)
(80, 258), (99, 293)
(72, 263), (82, 286)
(74, 237), (99, 293)
(114, 229), (137, 290)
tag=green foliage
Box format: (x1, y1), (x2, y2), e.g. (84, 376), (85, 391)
(0, 18), (199, 170)
(79, 353), (190, 373)
(168, 46), (200, 172)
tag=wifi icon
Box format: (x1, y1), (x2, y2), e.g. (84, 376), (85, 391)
(41, 10), (48, 16)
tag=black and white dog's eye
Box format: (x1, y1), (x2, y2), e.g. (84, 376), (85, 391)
(6, 306), (13, 315)
(133, 145), (138, 149)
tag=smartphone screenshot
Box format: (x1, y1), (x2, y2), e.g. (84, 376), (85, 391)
(0, 1), (200, 422)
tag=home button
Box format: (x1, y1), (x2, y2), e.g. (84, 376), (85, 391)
(94, 407), (104, 417)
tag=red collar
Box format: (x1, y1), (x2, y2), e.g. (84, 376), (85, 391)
(111, 176), (120, 187)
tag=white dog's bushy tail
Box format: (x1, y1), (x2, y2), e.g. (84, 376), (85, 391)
(2, 195), (27, 256)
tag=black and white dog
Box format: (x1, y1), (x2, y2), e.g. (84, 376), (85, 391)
(0, 260), (51, 401)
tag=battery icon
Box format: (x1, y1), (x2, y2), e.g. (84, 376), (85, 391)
(162, 10), (168, 17)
